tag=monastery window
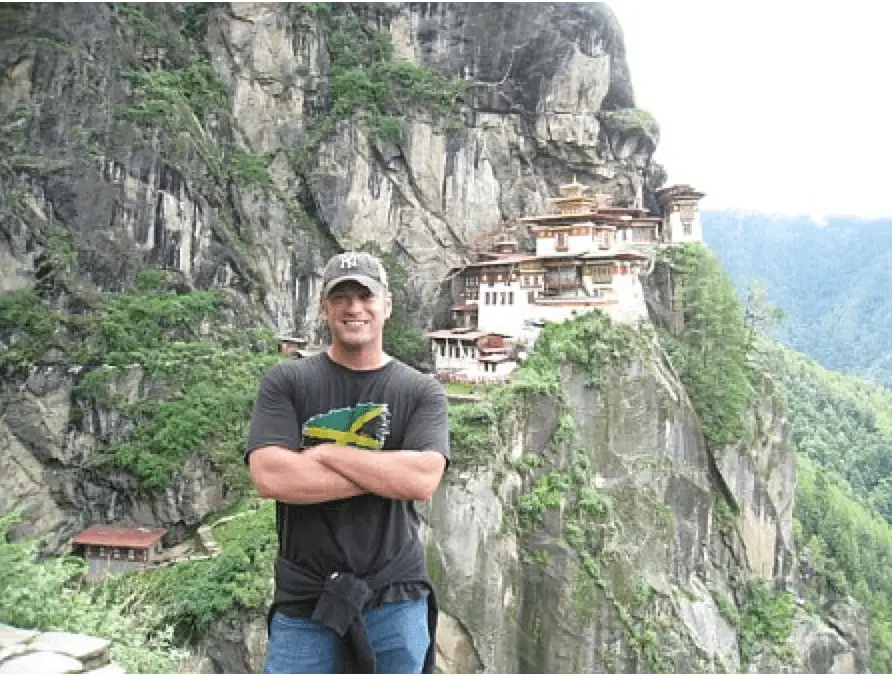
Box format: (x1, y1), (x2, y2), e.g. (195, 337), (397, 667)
(500, 292), (506, 305)
(556, 232), (568, 251)
(592, 265), (612, 283)
(509, 291), (514, 305)
(528, 291), (535, 304)
(680, 203), (696, 234)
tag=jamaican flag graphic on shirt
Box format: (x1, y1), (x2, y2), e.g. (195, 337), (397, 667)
(302, 403), (390, 450)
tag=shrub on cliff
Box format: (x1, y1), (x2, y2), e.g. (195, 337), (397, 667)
(657, 244), (756, 450)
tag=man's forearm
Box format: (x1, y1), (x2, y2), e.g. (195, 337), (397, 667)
(249, 445), (367, 504)
(314, 444), (446, 502)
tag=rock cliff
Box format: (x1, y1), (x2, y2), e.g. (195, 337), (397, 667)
(0, 3), (869, 672)
(420, 325), (867, 673)
(0, 0), (661, 551)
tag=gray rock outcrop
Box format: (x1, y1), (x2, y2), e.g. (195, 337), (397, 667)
(0, 624), (122, 674)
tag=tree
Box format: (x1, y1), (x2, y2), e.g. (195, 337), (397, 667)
(743, 280), (786, 352)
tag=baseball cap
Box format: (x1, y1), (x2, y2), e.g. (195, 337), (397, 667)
(321, 251), (389, 297)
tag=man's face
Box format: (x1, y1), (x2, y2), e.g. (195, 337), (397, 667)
(322, 281), (391, 351)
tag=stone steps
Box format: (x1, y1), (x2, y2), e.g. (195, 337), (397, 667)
(0, 624), (124, 674)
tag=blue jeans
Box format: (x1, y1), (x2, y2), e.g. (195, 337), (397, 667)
(263, 596), (430, 674)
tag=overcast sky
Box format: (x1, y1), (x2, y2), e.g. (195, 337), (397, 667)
(611, 2), (892, 219)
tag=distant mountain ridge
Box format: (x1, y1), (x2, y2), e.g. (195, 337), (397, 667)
(702, 209), (892, 389)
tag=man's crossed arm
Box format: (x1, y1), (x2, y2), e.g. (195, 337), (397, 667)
(248, 444), (447, 504)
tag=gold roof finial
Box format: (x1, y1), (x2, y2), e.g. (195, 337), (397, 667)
(558, 174), (588, 198)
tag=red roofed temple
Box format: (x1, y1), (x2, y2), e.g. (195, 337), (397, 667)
(72, 524), (166, 580)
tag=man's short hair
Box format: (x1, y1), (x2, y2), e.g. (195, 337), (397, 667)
(321, 251), (389, 298)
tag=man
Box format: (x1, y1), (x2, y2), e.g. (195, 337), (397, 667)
(245, 251), (450, 674)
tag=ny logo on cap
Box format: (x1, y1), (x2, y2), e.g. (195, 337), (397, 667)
(340, 253), (358, 269)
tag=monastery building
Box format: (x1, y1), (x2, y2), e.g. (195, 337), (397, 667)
(425, 180), (705, 383)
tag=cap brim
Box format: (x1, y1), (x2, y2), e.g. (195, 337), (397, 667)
(323, 275), (386, 297)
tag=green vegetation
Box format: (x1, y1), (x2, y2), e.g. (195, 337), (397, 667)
(447, 311), (643, 473)
(759, 340), (892, 514)
(795, 455), (892, 672)
(658, 244), (757, 449)
(295, 3), (466, 162)
(599, 107), (659, 143)
(738, 581), (796, 667)
(112, 501), (277, 640)
(448, 311), (676, 671)
(102, 346), (281, 489)
(2, 271), (283, 489)
(528, 310), (643, 391)
(114, 2), (312, 285)
(79, 273), (281, 488)
(0, 288), (61, 373)
(0, 512), (185, 673)
(121, 59), (227, 130)
(0, 4), (29, 36)
(447, 400), (501, 472)
(703, 210), (892, 391)
(744, 338), (892, 671)
(442, 381), (496, 397)
(710, 587), (740, 627)
(660, 245), (892, 666)
(0, 502), (278, 667)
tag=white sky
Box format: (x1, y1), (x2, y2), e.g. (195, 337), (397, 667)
(611, 2), (892, 218)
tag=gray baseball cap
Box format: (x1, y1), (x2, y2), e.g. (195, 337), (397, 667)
(321, 251), (389, 297)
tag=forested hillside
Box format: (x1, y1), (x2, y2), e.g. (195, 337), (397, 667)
(756, 340), (892, 670)
(702, 210), (892, 389)
(657, 244), (892, 671)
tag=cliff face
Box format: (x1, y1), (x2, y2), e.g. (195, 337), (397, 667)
(0, 1), (660, 550)
(420, 325), (866, 673)
(0, 3), (869, 673)
(1, 2), (658, 325)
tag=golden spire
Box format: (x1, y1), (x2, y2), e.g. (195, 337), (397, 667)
(558, 174), (588, 198)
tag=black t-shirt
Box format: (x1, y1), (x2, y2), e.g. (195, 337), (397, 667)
(244, 352), (450, 615)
